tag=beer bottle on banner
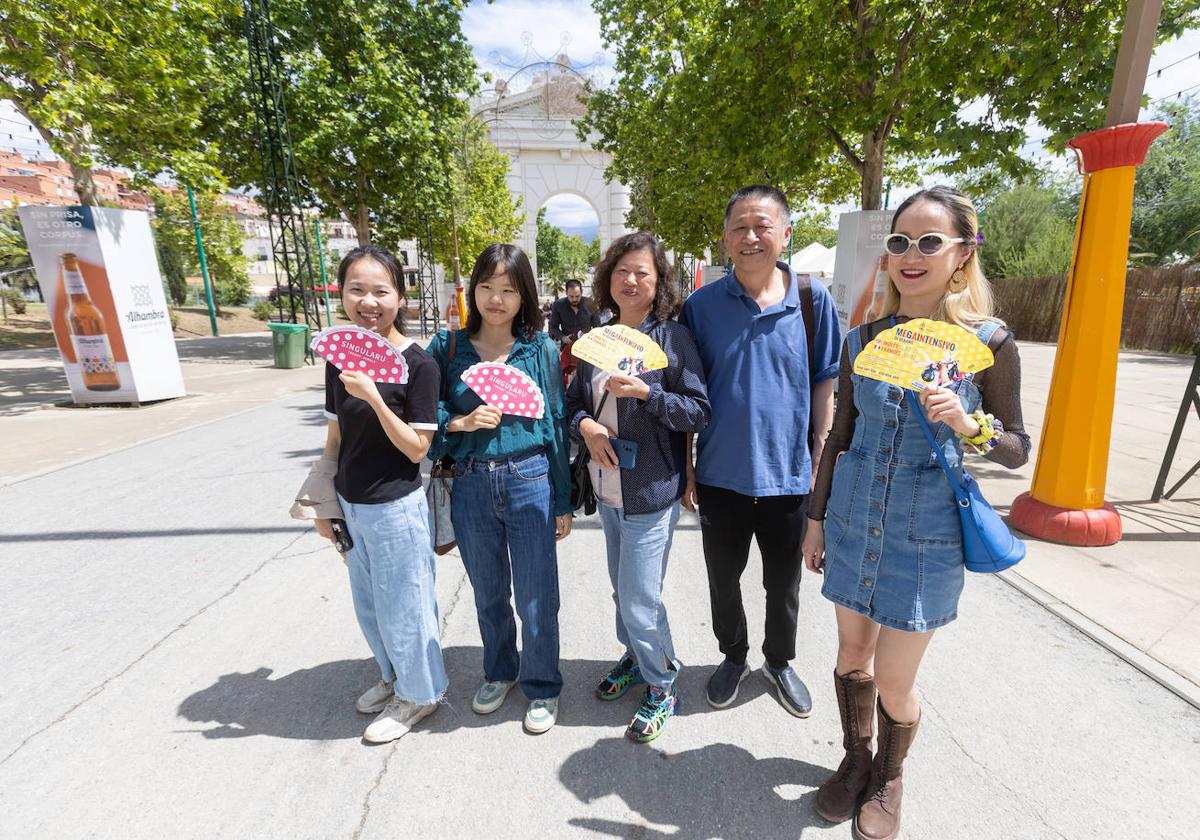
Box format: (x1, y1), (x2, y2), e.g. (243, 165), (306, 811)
(62, 253), (120, 391)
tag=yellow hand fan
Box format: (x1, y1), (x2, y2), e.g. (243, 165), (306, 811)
(853, 318), (993, 391)
(571, 324), (668, 376)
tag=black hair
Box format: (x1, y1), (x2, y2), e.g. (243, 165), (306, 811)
(591, 231), (681, 323)
(465, 243), (545, 338)
(336, 244), (406, 333)
(724, 185), (790, 225)
(565, 279), (583, 291)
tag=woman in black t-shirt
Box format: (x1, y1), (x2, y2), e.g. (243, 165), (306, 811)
(314, 245), (447, 744)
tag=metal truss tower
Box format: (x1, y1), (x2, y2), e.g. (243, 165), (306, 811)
(415, 219), (440, 337)
(244, 0), (320, 330)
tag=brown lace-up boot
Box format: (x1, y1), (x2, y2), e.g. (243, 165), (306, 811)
(854, 699), (920, 840)
(814, 670), (876, 823)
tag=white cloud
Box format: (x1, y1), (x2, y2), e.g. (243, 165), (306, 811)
(463, 0), (614, 91)
(541, 193), (599, 241)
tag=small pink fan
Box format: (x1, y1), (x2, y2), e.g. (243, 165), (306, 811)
(311, 326), (409, 384)
(461, 362), (545, 419)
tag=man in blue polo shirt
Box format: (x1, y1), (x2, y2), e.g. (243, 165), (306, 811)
(680, 185), (840, 717)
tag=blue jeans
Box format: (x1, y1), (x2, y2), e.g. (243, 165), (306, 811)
(598, 502), (681, 690)
(451, 450), (562, 700)
(339, 489), (448, 705)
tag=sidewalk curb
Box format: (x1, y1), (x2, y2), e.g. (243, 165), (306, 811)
(999, 569), (1200, 710)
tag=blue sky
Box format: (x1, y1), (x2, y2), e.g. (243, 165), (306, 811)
(464, 0), (611, 242)
(464, 1), (1200, 238)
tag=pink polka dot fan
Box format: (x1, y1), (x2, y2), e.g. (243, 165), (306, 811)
(310, 326), (410, 384)
(460, 362), (546, 419)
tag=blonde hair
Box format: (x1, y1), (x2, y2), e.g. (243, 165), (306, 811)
(880, 186), (1003, 330)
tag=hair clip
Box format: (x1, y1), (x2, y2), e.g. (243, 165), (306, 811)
(975, 232), (984, 246)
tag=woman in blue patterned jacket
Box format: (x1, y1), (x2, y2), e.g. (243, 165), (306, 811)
(566, 231), (710, 743)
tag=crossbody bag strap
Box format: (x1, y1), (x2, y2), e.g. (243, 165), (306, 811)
(905, 390), (970, 506)
(797, 272), (815, 383)
(443, 329), (457, 400)
(885, 314), (967, 505)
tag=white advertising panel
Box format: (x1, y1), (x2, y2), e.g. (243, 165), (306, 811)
(830, 210), (894, 334)
(18, 206), (185, 404)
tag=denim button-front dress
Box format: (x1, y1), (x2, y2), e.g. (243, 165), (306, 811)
(821, 320), (1002, 632)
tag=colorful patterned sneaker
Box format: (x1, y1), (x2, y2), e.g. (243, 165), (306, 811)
(471, 680), (516, 715)
(626, 684), (678, 743)
(523, 696), (559, 734)
(595, 654), (645, 701)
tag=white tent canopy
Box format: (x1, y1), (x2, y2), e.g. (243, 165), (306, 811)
(788, 242), (837, 277)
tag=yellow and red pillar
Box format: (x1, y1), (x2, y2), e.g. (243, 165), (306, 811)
(1010, 121), (1168, 546)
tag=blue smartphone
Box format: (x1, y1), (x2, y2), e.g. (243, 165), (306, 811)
(609, 437), (638, 470)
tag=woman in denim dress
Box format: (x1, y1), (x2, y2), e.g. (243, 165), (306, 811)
(802, 187), (1031, 840)
(427, 244), (573, 735)
(566, 232), (710, 743)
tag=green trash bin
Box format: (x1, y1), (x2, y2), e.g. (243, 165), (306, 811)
(267, 322), (310, 369)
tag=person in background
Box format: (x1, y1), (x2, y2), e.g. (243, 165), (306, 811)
(548, 278), (599, 347)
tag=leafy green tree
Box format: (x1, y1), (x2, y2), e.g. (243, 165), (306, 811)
(583, 0), (1200, 254)
(0, 209), (37, 302)
(977, 181), (1075, 279)
(150, 188), (250, 311)
(205, 0), (478, 244)
(435, 115), (524, 279)
(536, 208), (589, 291)
(0, 1), (237, 204)
(1129, 98), (1200, 265)
(789, 205), (839, 249)
(587, 236), (601, 267)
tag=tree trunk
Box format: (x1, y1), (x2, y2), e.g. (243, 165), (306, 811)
(861, 133), (885, 211)
(354, 203), (371, 244)
(355, 166), (371, 244)
(11, 94), (99, 206)
(67, 158), (100, 207)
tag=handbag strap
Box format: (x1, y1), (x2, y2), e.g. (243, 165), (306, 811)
(904, 390), (969, 508)
(887, 315), (969, 507)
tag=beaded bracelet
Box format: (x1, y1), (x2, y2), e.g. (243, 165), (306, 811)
(958, 411), (1003, 455)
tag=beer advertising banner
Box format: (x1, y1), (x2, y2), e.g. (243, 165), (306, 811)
(18, 206), (185, 405)
(830, 209), (894, 334)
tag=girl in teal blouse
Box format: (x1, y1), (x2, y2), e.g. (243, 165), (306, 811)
(427, 243), (571, 734)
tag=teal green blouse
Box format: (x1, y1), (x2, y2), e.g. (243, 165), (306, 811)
(426, 329), (571, 516)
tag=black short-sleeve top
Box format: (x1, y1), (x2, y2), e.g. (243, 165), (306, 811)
(324, 341), (441, 504)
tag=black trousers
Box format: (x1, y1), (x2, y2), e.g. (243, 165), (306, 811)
(696, 483), (809, 668)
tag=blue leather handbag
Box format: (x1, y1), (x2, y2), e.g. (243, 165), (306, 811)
(906, 390), (1026, 573)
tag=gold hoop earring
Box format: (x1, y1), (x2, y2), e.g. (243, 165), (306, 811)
(949, 267), (968, 293)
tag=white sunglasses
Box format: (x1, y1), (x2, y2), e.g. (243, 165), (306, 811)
(884, 232), (971, 257)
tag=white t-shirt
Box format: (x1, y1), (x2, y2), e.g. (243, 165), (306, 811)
(587, 368), (623, 508)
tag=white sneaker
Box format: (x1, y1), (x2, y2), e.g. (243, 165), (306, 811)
(523, 696), (559, 734)
(363, 695), (437, 743)
(355, 680), (394, 714)
(472, 680), (516, 714)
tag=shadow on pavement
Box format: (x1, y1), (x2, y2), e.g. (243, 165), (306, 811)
(177, 661), (376, 741)
(560, 737), (829, 839)
(288, 403), (328, 427)
(177, 648), (782, 742)
(0, 525), (310, 543)
(174, 336), (276, 364)
(0, 365), (70, 415)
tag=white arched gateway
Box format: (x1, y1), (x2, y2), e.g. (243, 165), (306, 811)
(472, 69), (632, 283)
